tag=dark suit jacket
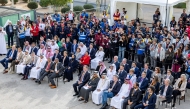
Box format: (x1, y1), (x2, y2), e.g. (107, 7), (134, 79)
(110, 81), (121, 96)
(52, 53), (62, 62)
(6, 25), (14, 35)
(6, 49), (17, 60)
(113, 61), (120, 71)
(117, 70), (127, 84)
(141, 68), (152, 81)
(68, 59), (78, 70)
(124, 63), (130, 73)
(43, 62), (54, 72)
(142, 92), (157, 109)
(30, 47), (38, 55)
(95, 65), (107, 77)
(88, 48), (96, 59)
(137, 77), (149, 91)
(62, 56), (69, 67)
(154, 82), (160, 95)
(128, 88), (142, 103)
(160, 85), (173, 102)
(134, 67), (140, 78)
(66, 42), (72, 52)
(51, 62), (63, 74)
(78, 72), (90, 85)
(88, 78), (100, 91)
(71, 44), (78, 53)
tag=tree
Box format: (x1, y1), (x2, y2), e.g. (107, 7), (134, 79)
(27, 1), (38, 9)
(0, 0), (8, 6)
(39, 0), (49, 7)
(49, 0), (72, 11)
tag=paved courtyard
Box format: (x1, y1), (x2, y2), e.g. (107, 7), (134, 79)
(0, 56), (190, 109)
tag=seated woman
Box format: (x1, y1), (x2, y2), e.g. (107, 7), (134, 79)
(95, 61), (107, 77)
(16, 50), (31, 75)
(152, 67), (162, 83)
(107, 64), (116, 81)
(64, 54), (78, 82)
(172, 74), (187, 107)
(150, 75), (160, 95)
(110, 78), (132, 109)
(91, 46), (105, 69)
(78, 71), (100, 103)
(78, 51), (91, 75)
(92, 73), (110, 105)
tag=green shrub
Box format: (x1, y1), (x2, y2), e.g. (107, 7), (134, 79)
(22, 0), (28, 3)
(27, 1), (38, 9)
(0, 0), (8, 6)
(173, 3), (186, 8)
(61, 7), (70, 13)
(83, 4), (94, 10)
(39, 0), (49, 7)
(73, 6), (83, 14)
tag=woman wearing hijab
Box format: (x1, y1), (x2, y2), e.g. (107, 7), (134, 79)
(78, 71), (100, 103)
(95, 61), (107, 77)
(64, 54), (78, 82)
(107, 64), (116, 81)
(110, 78), (132, 109)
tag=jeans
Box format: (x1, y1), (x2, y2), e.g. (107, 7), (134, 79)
(102, 91), (113, 105)
(118, 47), (126, 62)
(134, 103), (149, 109)
(0, 58), (11, 69)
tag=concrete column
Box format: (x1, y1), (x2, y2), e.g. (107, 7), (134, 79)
(138, 3), (143, 19)
(186, 0), (190, 14)
(70, 0), (73, 11)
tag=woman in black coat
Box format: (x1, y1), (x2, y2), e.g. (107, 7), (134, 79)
(64, 54), (78, 82)
(172, 49), (184, 73)
(78, 71), (100, 103)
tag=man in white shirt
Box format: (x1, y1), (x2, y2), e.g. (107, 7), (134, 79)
(156, 79), (173, 108)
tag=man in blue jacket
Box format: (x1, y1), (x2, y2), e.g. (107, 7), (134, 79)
(134, 86), (157, 109)
(137, 71), (149, 93)
(131, 62), (140, 78)
(1, 45), (17, 73)
(117, 65), (127, 84)
(141, 63), (153, 82)
(88, 43), (96, 60)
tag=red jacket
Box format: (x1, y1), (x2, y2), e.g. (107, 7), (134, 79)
(30, 26), (39, 37)
(80, 54), (90, 65)
(95, 33), (103, 46)
(186, 26), (190, 39)
(102, 38), (109, 48)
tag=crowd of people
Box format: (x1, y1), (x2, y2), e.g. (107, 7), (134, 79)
(0, 7), (190, 109)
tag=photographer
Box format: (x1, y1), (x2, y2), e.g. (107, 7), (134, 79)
(118, 34), (127, 62)
(128, 34), (137, 61)
(137, 39), (146, 65)
(108, 34), (118, 63)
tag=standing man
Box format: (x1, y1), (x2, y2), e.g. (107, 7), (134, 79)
(73, 65), (90, 96)
(0, 26), (7, 55)
(6, 21), (14, 48)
